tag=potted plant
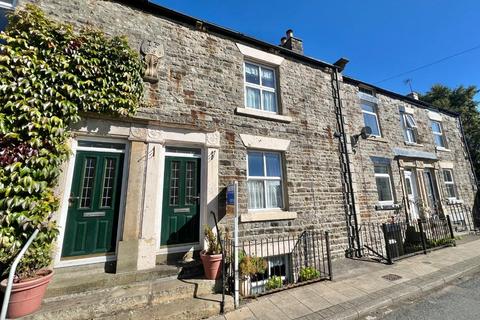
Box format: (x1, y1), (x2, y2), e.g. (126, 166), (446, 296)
(0, 220), (58, 318)
(238, 252), (267, 296)
(200, 226), (223, 280)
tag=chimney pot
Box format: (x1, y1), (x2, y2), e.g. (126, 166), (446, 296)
(286, 29), (294, 38)
(280, 37), (287, 45)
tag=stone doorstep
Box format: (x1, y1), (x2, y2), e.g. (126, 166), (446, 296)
(22, 276), (221, 320)
(47, 261), (203, 298)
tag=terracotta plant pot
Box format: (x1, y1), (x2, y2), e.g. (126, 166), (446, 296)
(199, 250), (222, 280)
(0, 269), (54, 318)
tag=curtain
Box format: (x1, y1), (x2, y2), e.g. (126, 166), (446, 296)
(248, 180), (265, 209)
(246, 87), (261, 109)
(265, 180), (282, 208)
(262, 91), (277, 112)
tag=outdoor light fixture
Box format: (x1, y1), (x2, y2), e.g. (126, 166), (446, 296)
(351, 126), (372, 152)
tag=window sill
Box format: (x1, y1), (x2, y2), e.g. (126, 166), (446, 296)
(240, 210), (297, 222)
(236, 107), (292, 123)
(366, 136), (388, 143)
(436, 146), (451, 152)
(375, 203), (402, 211)
(404, 141), (423, 147)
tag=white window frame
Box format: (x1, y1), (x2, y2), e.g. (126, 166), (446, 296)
(443, 169), (457, 200)
(0, 0), (15, 10)
(244, 61), (278, 114)
(361, 100), (382, 137)
(374, 164), (395, 205)
(246, 151), (284, 211)
(402, 113), (417, 143)
(431, 120), (446, 148)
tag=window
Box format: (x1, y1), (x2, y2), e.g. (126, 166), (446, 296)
(402, 113), (418, 143)
(374, 164), (394, 204)
(250, 254), (290, 295)
(247, 151), (283, 210)
(361, 101), (381, 137)
(431, 121), (446, 148)
(244, 62), (277, 113)
(443, 169), (457, 199)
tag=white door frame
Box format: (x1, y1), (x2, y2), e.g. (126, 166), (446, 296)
(54, 136), (130, 268)
(404, 169), (420, 221)
(156, 145), (206, 255)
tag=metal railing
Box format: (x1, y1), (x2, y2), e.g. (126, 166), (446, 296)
(1, 229), (40, 320)
(225, 229), (332, 298)
(360, 216), (455, 264)
(444, 202), (479, 233)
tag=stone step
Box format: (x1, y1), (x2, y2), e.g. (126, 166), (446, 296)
(23, 276), (223, 320)
(98, 294), (233, 320)
(47, 261), (204, 298)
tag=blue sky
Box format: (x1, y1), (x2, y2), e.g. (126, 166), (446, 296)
(153, 0), (480, 99)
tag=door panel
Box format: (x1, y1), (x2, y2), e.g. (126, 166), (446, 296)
(424, 169), (439, 215)
(161, 156), (201, 246)
(404, 170), (419, 220)
(62, 150), (124, 258)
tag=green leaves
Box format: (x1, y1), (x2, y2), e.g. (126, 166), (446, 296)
(0, 4), (143, 279)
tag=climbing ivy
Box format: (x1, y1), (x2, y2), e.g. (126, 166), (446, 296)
(0, 5), (144, 279)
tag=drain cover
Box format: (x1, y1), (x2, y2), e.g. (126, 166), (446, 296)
(382, 274), (402, 281)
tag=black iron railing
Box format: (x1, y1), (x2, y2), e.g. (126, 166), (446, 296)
(225, 229), (332, 298)
(444, 202), (479, 233)
(360, 216), (456, 264)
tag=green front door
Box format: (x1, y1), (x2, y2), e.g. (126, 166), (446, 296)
(62, 150), (124, 258)
(161, 156), (201, 246)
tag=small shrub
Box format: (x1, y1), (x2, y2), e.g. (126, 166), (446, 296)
(299, 266), (320, 282)
(265, 275), (283, 290)
(238, 252), (267, 278)
(204, 226), (221, 255)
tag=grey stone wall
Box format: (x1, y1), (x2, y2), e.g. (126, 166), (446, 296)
(21, 0), (349, 256)
(341, 81), (477, 223)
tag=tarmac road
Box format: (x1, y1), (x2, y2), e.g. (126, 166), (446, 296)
(361, 270), (480, 320)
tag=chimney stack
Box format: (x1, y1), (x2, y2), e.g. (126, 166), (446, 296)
(407, 92), (419, 100)
(280, 29), (303, 54)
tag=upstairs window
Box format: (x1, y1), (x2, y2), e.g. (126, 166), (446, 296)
(374, 164), (394, 204)
(361, 101), (381, 137)
(431, 120), (446, 148)
(247, 151), (283, 210)
(443, 169), (457, 199)
(244, 62), (277, 113)
(402, 113), (418, 143)
(0, 0), (15, 32)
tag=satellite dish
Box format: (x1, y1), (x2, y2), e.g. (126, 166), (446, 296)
(360, 126), (372, 139)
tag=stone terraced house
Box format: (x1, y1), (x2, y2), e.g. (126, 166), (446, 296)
(3, 0), (477, 276)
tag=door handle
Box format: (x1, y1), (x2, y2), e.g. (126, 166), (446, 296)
(69, 196), (80, 207)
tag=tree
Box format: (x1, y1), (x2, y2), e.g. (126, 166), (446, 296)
(420, 84), (480, 181)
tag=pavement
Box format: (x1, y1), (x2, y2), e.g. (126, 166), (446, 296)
(364, 268), (480, 319)
(209, 235), (480, 320)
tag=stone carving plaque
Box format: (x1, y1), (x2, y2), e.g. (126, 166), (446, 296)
(141, 39), (164, 83)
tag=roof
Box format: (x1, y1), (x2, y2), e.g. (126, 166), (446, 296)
(117, 0), (334, 69)
(118, 0), (459, 118)
(343, 76), (460, 118)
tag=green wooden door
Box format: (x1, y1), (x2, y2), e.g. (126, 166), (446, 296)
(62, 151), (124, 258)
(161, 156), (201, 246)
